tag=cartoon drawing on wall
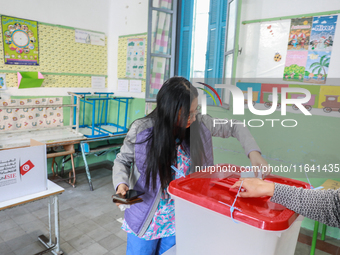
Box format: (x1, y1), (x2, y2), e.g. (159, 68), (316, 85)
(274, 52), (282, 62)
(242, 91), (259, 106)
(303, 51), (331, 84)
(290, 94), (316, 111)
(283, 51), (308, 81)
(2, 16), (39, 65)
(287, 18), (312, 51)
(263, 92), (282, 108)
(309, 15), (337, 51)
(236, 82), (261, 106)
(260, 83), (289, 110)
(321, 95), (340, 113)
(287, 84), (320, 113)
(318, 85), (340, 113)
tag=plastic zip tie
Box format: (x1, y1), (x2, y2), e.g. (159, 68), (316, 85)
(304, 169), (314, 189)
(218, 201), (242, 212)
(230, 180), (244, 224)
(171, 165), (185, 178)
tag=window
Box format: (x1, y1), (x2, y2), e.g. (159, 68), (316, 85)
(145, 0), (178, 102)
(222, 0), (239, 106)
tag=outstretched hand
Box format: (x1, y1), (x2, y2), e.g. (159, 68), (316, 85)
(231, 178), (275, 198)
(248, 151), (271, 179)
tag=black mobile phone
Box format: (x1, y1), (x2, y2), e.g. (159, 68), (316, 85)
(125, 190), (145, 201)
(112, 189), (144, 203)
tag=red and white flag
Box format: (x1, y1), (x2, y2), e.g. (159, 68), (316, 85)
(20, 160), (35, 176)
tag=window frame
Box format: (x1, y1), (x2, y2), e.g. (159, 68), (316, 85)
(145, 0), (178, 102)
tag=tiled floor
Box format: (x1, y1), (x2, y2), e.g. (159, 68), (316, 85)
(0, 168), (339, 255)
(0, 169), (126, 255)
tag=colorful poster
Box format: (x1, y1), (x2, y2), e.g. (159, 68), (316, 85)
(287, 17), (313, 51)
(2, 16), (39, 65)
(309, 16), (337, 51)
(303, 51), (331, 84)
(126, 38), (145, 78)
(283, 51), (308, 81)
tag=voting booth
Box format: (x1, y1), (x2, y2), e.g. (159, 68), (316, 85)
(168, 164), (310, 255)
(0, 139), (47, 203)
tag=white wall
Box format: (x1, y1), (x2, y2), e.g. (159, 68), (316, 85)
(237, 0), (340, 80)
(0, 0), (110, 33)
(242, 0), (340, 22)
(107, 0), (148, 98)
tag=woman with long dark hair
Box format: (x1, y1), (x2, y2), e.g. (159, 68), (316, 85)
(113, 76), (267, 255)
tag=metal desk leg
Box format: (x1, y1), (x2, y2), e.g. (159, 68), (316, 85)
(38, 195), (63, 255)
(54, 195), (61, 254)
(80, 143), (94, 191)
(48, 197), (52, 246)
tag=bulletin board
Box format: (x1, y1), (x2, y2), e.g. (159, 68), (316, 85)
(0, 17), (107, 88)
(117, 33), (147, 92)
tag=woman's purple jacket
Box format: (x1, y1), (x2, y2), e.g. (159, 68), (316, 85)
(112, 114), (260, 237)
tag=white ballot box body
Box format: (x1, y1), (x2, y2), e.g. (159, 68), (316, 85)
(168, 166), (310, 255)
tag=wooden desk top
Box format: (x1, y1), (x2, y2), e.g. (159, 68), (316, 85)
(0, 127), (86, 150)
(0, 180), (64, 211)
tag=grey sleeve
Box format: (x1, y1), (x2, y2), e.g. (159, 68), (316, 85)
(112, 121), (139, 191)
(270, 183), (340, 227)
(200, 114), (261, 157)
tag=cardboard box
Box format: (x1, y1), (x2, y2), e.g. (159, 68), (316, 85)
(0, 139), (47, 203)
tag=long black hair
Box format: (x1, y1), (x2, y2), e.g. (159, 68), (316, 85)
(141, 76), (205, 190)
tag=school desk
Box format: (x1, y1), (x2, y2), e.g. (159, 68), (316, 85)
(0, 180), (64, 255)
(74, 134), (125, 190)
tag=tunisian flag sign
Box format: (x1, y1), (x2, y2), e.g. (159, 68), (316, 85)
(20, 160), (35, 176)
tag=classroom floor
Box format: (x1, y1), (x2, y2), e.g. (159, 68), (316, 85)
(0, 168), (339, 255)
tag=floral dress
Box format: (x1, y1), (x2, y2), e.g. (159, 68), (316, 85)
(121, 144), (191, 240)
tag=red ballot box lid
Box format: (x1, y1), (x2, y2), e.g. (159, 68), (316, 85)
(168, 164), (311, 231)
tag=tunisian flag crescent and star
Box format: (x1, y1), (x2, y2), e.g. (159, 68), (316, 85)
(20, 160), (35, 176)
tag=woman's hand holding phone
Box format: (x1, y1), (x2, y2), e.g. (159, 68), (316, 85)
(115, 183), (129, 207)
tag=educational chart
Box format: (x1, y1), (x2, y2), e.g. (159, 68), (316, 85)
(125, 38), (145, 78)
(0, 97), (63, 131)
(2, 16), (39, 65)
